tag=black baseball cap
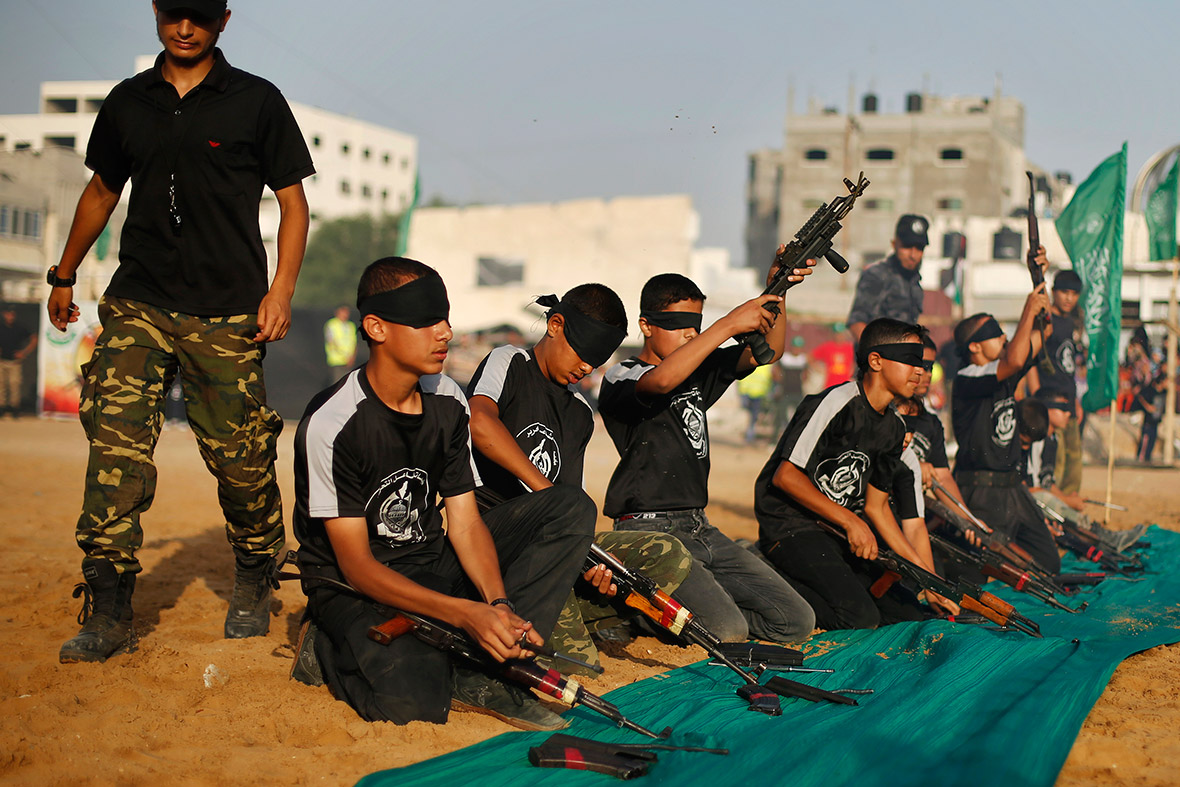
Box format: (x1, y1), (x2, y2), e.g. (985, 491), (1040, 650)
(895, 214), (929, 248)
(1053, 270), (1082, 292)
(155, 0), (228, 18)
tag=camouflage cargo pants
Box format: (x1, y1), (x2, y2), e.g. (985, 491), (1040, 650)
(547, 530), (691, 675)
(76, 296), (284, 574)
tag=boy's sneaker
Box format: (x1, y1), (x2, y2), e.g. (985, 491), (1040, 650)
(451, 669), (568, 731)
(290, 617), (324, 686)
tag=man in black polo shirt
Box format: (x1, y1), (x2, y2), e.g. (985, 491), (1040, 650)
(49, 1), (314, 663)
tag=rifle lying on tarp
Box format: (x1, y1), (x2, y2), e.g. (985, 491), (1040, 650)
(528, 732), (729, 778)
(737, 172), (869, 364)
(273, 551), (670, 739)
(585, 543), (866, 714)
(1023, 492), (1146, 573)
(926, 529), (1085, 614)
(816, 523), (1042, 637)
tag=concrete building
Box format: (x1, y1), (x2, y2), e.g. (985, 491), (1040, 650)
(0, 146), (124, 303)
(746, 86), (1072, 319)
(405, 194), (757, 344)
(0, 55), (417, 299)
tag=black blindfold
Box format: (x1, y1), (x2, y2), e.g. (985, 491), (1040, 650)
(537, 295), (627, 368)
(965, 317), (1005, 347)
(357, 271), (450, 328)
(640, 310), (703, 332)
(865, 342), (926, 368)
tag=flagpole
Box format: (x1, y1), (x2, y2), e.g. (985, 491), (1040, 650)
(1164, 256), (1178, 465)
(1105, 401), (1117, 524)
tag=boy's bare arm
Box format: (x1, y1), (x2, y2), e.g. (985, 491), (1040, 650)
(468, 395), (553, 491)
(772, 461), (878, 559)
(635, 294), (781, 397)
(864, 486), (929, 568)
(997, 283), (1052, 381)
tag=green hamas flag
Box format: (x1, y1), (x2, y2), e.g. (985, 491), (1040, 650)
(1145, 157), (1178, 261)
(394, 172), (421, 257)
(1055, 143), (1127, 412)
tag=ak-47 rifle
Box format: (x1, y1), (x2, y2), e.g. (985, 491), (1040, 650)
(815, 523), (1042, 637)
(1026, 171), (1048, 335)
(1023, 491), (1146, 573)
(273, 552), (670, 739)
(738, 172), (870, 364)
(585, 543), (865, 713)
(926, 529), (1084, 614)
(925, 481), (1064, 589)
(528, 733), (728, 778)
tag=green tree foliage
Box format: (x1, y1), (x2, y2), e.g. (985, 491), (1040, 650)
(293, 213), (403, 308)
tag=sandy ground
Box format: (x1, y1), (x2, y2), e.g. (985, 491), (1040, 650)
(0, 416), (1177, 786)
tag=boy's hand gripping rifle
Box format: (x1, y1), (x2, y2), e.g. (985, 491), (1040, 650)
(585, 543), (866, 713)
(273, 551), (669, 739)
(815, 523), (1042, 637)
(738, 172), (870, 364)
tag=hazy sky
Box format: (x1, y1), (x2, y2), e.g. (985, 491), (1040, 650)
(2, 1), (1177, 264)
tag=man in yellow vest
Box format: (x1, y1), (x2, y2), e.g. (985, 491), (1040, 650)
(324, 305), (357, 383)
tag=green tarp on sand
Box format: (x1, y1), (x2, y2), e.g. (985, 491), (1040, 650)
(359, 528), (1180, 787)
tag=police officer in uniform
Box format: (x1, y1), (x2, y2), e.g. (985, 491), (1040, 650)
(848, 215), (929, 347)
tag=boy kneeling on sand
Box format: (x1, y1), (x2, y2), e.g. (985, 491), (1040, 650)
(291, 257), (592, 729)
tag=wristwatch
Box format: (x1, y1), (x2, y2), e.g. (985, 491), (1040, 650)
(46, 266), (77, 287)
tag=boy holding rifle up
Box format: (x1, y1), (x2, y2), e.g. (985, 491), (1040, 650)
(292, 258), (592, 729)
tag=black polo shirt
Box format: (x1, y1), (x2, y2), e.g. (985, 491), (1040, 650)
(86, 49), (315, 316)
(951, 356), (1034, 475)
(902, 406), (949, 469)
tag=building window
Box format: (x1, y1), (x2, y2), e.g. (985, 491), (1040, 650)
(340, 179), (351, 195)
(936, 197), (964, 211)
(401, 157), (410, 171)
(0, 205), (8, 234)
(363, 148), (371, 159)
(865, 148), (895, 161)
(864, 198), (894, 211)
(311, 135), (321, 147)
(942, 232), (967, 258)
(341, 142), (350, 155)
(940, 148), (965, 161)
(804, 148), (828, 161)
(1, 206), (43, 240)
(46, 97), (78, 113)
(44, 135), (76, 148)
(477, 256), (525, 287)
(14, 142), (31, 151)
(992, 227), (1022, 260)
(361, 184), (372, 198)
(381, 188), (389, 201)
(84, 98), (104, 112)
(383, 153), (391, 165)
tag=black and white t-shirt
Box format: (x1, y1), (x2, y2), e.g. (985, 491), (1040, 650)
(598, 346), (745, 518)
(755, 381), (906, 540)
(904, 405), (949, 469)
(891, 446), (926, 521)
(467, 346), (593, 507)
(952, 357), (1033, 475)
(1041, 313), (1081, 400)
(1021, 434), (1058, 490)
(293, 368), (477, 579)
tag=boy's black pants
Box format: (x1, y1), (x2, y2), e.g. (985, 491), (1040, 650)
(955, 473), (1061, 576)
(759, 528), (930, 632)
(309, 485), (595, 724)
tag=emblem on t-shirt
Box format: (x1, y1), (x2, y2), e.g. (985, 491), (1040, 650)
(992, 397), (1016, 447)
(814, 450), (869, 507)
(672, 389), (708, 459)
(518, 422), (561, 486)
(1056, 340), (1076, 375)
(369, 468), (430, 544)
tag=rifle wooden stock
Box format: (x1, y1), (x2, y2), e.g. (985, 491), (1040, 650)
(367, 614), (417, 645)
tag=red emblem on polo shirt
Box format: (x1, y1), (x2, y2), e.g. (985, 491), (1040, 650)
(208, 140), (221, 147)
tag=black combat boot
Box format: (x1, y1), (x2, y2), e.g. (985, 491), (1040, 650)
(224, 552), (277, 639)
(60, 561), (137, 664)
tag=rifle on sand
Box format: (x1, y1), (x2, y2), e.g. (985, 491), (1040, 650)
(816, 523), (1042, 637)
(738, 173), (870, 364)
(585, 543), (866, 714)
(274, 551), (670, 739)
